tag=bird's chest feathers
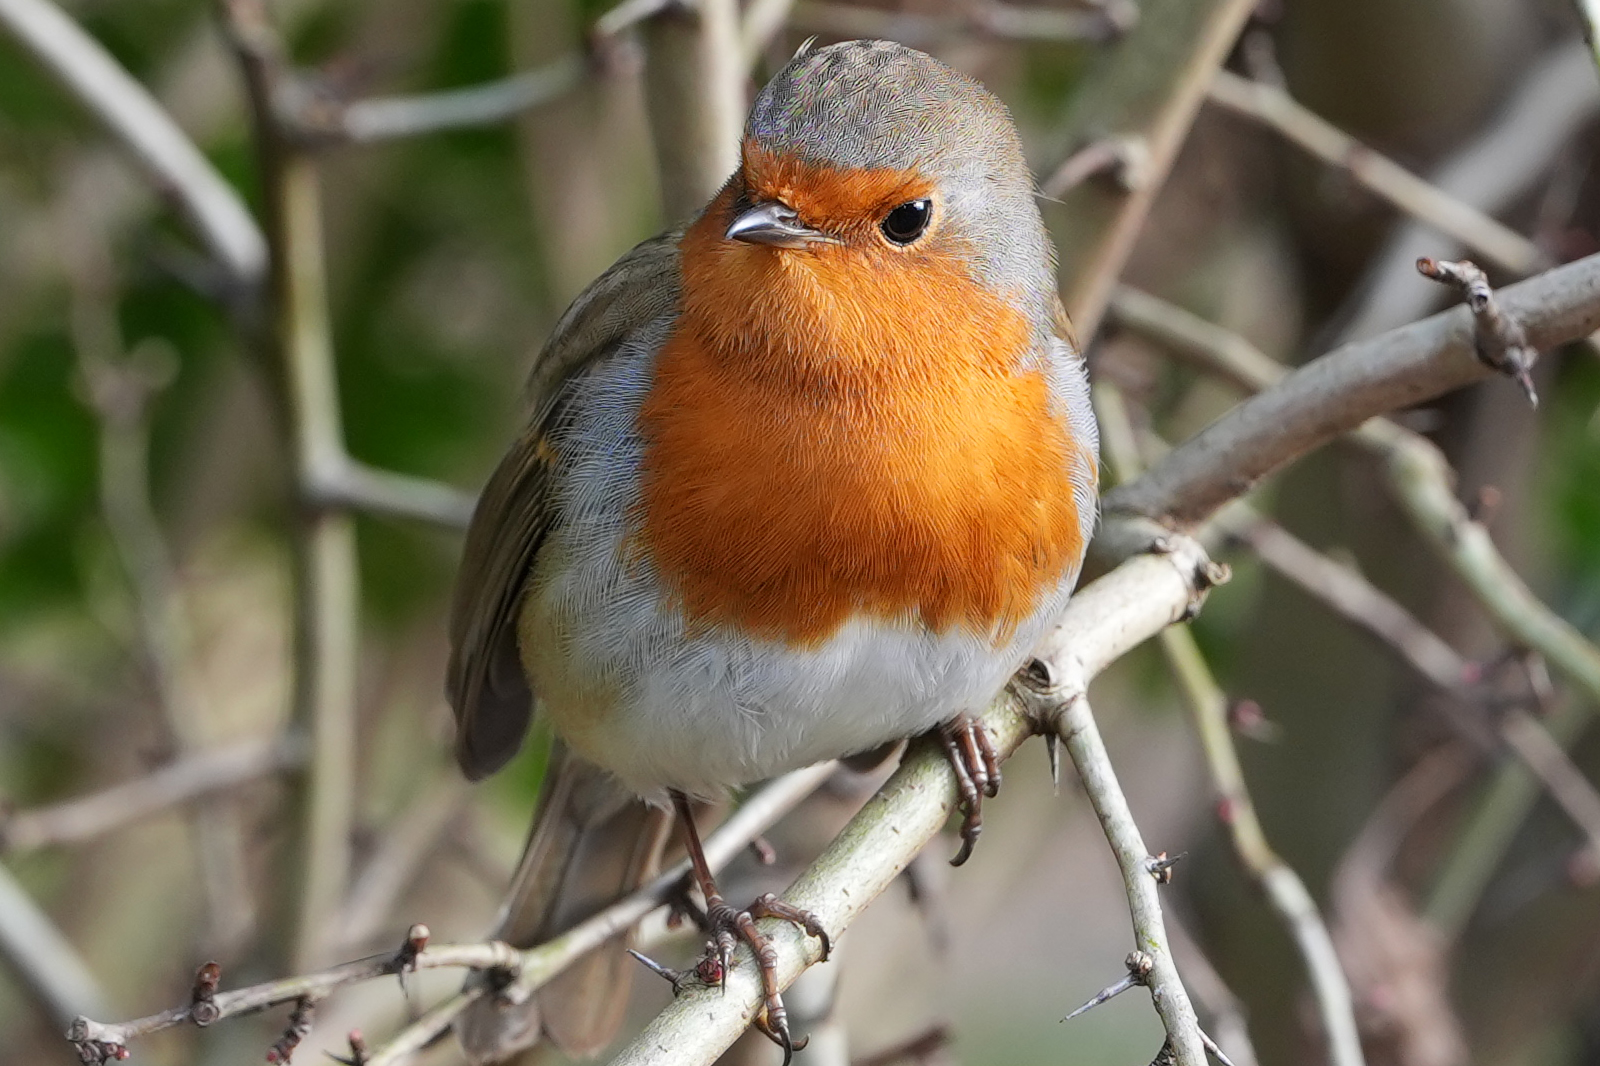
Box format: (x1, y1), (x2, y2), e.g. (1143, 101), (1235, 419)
(636, 236), (1084, 647)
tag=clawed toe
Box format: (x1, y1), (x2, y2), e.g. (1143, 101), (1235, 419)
(666, 791), (829, 1063)
(940, 714), (1002, 866)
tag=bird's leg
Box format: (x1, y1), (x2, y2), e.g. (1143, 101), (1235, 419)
(669, 790), (831, 1065)
(939, 713), (1001, 866)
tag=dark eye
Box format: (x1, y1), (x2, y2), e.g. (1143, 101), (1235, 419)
(880, 199), (932, 244)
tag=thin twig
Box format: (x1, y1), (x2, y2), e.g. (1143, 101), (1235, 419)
(334, 56), (586, 144)
(1096, 382), (1364, 1066)
(1207, 70), (1546, 276)
(1049, 0), (1258, 338)
(1, 735), (304, 854)
(1053, 695), (1208, 1066)
(1416, 256), (1540, 404)
(66, 934), (522, 1059)
(1335, 39), (1599, 343)
(0, 862), (111, 1028)
(0, 0), (266, 288)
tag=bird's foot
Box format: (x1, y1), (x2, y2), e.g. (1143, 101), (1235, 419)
(699, 892), (829, 1064)
(939, 713), (1001, 866)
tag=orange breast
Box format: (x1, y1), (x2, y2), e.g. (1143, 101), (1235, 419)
(637, 180), (1086, 647)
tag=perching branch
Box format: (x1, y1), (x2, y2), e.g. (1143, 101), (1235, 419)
(606, 531), (1227, 1066)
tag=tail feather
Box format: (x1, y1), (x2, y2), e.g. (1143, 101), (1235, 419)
(457, 743), (669, 1063)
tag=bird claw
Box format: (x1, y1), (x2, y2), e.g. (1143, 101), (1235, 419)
(940, 714), (1001, 865)
(699, 893), (828, 1065)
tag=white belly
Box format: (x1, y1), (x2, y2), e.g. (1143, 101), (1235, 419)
(517, 324), (1081, 797)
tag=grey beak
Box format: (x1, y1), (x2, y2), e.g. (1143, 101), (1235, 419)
(724, 201), (830, 248)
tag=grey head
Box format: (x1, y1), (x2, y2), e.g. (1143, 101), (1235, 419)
(732, 39), (1057, 334)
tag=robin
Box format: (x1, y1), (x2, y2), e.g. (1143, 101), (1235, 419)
(447, 38), (1099, 1064)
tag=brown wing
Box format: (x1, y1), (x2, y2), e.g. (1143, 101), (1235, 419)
(447, 233), (683, 780)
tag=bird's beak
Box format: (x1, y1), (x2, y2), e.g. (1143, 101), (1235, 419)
(724, 201), (830, 248)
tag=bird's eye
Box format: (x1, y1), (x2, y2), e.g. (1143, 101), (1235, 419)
(880, 199), (932, 245)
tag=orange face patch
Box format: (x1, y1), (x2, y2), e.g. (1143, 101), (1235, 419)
(741, 140), (934, 244)
(636, 165), (1085, 647)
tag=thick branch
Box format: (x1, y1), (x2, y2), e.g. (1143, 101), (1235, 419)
(1104, 252), (1600, 530)
(222, 0), (360, 972)
(641, 0), (744, 223)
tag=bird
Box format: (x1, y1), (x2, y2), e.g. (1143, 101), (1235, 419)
(446, 37), (1099, 1065)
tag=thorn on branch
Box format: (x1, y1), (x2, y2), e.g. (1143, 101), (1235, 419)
(1147, 851), (1186, 884)
(265, 996), (316, 1063)
(327, 1029), (369, 1066)
(395, 923), (429, 972)
(748, 835), (778, 866)
(1227, 699), (1280, 742)
(1468, 484), (1503, 524)
(627, 948), (694, 996)
(1063, 950), (1154, 1021)
(1416, 257), (1540, 406)
(190, 961), (222, 1026)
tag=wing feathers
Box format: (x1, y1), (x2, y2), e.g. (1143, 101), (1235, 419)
(446, 233), (683, 779)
